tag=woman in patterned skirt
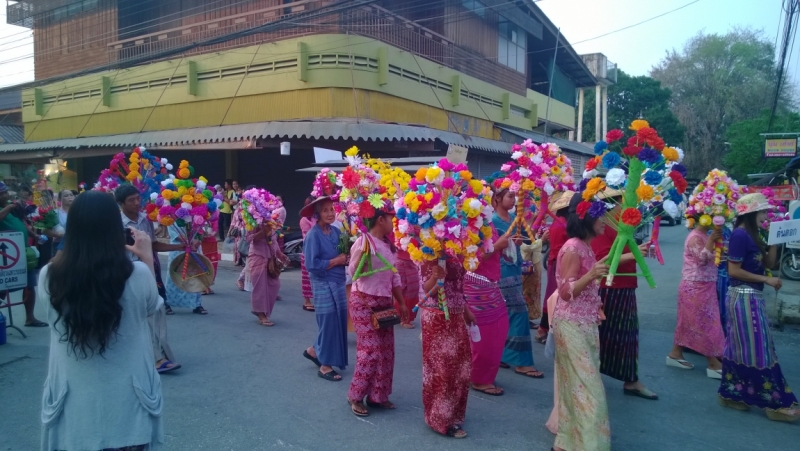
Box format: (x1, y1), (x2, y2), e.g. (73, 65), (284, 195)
(301, 197), (349, 381)
(395, 248), (420, 328)
(666, 225), (725, 378)
(716, 227), (732, 334)
(492, 187), (542, 378)
(536, 191), (573, 344)
(299, 196), (316, 312)
(718, 193), (798, 421)
(346, 204), (409, 416)
(419, 258), (475, 438)
(552, 194), (611, 451)
(592, 189), (654, 400)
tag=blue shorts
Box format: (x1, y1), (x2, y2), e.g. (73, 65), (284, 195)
(7, 269), (39, 293)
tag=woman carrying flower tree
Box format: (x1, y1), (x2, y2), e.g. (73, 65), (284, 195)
(247, 221), (284, 327)
(551, 194), (611, 451)
(492, 186), (543, 379)
(718, 193), (799, 422)
(345, 202), (409, 417)
(301, 197), (349, 382)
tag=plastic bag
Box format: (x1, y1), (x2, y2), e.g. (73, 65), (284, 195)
(223, 236), (235, 254)
(544, 329), (555, 359)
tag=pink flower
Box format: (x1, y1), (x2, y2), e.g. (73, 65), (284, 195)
(438, 158), (455, 172)
(441, 178), (455, 189)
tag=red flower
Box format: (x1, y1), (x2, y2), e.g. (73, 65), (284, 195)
(636, 127), (659, 142)
(622, 145), (641, 157)
(517, 155), (530, 167)
(576, 201), (591, 219)
(341, 167), (361, 189)
(669, 172), (688, 194)
(145, 203), (156, 213)
(606, 129), (624, 143)
(627, 136), (640, 148)
(586, 157), (599, 171)
(621, 208), (642, 226)
(648, 136), (666, 151)
(358, 201), (375, 218)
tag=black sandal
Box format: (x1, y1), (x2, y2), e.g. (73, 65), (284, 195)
(192, 306), (208, 315)
(165, 305), (174, 315)
(446, 425), (467, 439)
(318, 369), (342, 381)
(303, 350), (321, 367)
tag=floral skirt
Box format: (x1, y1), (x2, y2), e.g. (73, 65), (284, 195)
(718, 286), (798, 409)
(674, 279), (725, 357)
(348, 291), (395, 403)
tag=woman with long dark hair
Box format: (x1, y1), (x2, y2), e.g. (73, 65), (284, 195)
(40, 191), (164, 450)
(718, 193), (798, 421)
(536, 191), (574, 344)
(551, 194), (611, 451)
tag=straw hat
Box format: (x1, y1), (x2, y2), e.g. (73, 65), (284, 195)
(169, 252), (215, 293)
(299, 195), (335, 218)
(549, 190), (575, 211)
(597, 187), (625, 200)
(736, 193), (772, 216)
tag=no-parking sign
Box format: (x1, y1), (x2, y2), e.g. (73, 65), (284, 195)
(0, 231), (27, 291)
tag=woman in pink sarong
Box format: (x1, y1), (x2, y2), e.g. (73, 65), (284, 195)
(299, 196), (316, 312)
(666, 226), (725, 378)
(248, 223), (285, 327)
(464, 224), (510, 396)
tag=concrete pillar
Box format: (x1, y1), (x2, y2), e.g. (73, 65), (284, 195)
(568, 131), (575, 141)
(577, 88), (584, 143)
(595, 85), (601, 142)
(601, 86), (608, 139)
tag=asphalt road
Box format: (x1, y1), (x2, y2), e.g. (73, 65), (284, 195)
(2, 224), (799, 450)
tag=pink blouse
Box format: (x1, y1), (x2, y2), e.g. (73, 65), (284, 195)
(553, 238), (602, 325)
(300, 217), (316, 238)
(682, 228), (717, 283)
(349, 234), (401, 298)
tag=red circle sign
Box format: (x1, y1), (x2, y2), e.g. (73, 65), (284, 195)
(0, 238), (21, 270)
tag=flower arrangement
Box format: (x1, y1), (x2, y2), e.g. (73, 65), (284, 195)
(759, 187), (788, 225)
(685, 169), (742, 265)
(337, 147), (384, 234)
(94, 146), (172, 201)
(395, 158), (494, 319)
(240, 188), (283, 232)
(311, 168), (339, 197)
(582, 120), (690, 287)
(498, 140), (575, 237)
(30, 189), (59, 230)
(366, 156), (411, 199)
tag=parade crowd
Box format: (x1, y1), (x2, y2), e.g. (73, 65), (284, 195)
(2, 127), (799, 451)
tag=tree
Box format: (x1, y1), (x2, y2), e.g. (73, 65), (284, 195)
(651, 28), (796, 177)
(577, 70), (684, 146)
(723, 110), (800, 183)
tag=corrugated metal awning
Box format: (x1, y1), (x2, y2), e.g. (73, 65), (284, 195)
(297, 157), (444, 172)
(0, 120), (513, 156)
(0, 125), (23, 144)
(496, 125), (595, 157)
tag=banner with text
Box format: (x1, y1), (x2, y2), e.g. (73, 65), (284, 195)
(764, 138), (797, 158)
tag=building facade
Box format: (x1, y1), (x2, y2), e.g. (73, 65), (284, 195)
(1, 0), (599, 220)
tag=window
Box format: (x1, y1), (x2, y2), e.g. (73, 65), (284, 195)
(498, 18), (527, 73)
(462, 0), (487, 18)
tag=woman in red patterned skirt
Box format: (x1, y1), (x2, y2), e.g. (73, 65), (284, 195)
(346, 205), (409, 416)
(395, 249), (420, 328)
(419, 259), (475, 438)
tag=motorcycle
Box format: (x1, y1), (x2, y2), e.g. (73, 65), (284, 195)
(780, 245), (800, 281)
(282, 230), (303, 269)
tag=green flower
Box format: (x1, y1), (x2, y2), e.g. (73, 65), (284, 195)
(368, 193), (384, 208)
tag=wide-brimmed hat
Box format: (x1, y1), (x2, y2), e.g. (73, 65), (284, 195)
(736, 193), (772, 216)
(597, 187), (625, 200)
(299, 196), (336, 218)
(549, 190), (575, 211)
(169, 252), (215, 293)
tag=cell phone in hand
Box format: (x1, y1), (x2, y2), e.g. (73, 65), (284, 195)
(124, 228), (135, 246)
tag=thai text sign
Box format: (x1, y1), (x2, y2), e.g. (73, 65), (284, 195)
(0, 231), (27, 291)
(764, 138), (797, 158)
(768, 218), (800, 245)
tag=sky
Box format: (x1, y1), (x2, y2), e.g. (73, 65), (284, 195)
(0, 0), (793, 88)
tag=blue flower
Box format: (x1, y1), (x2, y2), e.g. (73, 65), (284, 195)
(643, 170), (663, 185)
(602, 152), (621, 169)
(396, 208), (407, 220)
(668, 188), (682, 204)
(407, 211), (419, 225)
(637, 148), (660, 164)
(672, 163), (688, 177)
(594, 141), (609, 155)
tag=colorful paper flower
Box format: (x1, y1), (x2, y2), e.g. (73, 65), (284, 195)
(621, 208), (642, 226)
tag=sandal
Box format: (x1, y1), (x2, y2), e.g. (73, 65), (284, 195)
(499, 362), (510, 369)
(623, 387), (659, 400)
(303, 350), (321, 367)
(666, 356), (694, 369)
(446, 425), (467, 439)
(515, 368), (544, 379)
(156, 360), (181, 374)
(165, 305), (174, 315)
(348, 399), (370, 417)
(302, 305), (316, 312)
(259, 319), (274, 327)
(202, 289), (214, 295)
(24, 320), (48, 327)
(192, 306), (208, 315)
(318, 369), (342, 381)
(472, 385), (504, 396)
(365, 397), (396, 409)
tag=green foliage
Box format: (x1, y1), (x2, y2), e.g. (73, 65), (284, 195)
(651, 28), (795, 177)
(577, 70), (685, 146)
(724, 110), (800, 183)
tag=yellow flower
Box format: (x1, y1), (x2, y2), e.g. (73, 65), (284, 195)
(763, 382), (773, 390)
(582, 177), (606, 200)
(469, 179), (483, 194)
(521, 179), (535, 192)
(467, 231), (481, 245)
(161, 189), (174, 200)
(662, 147), (679, 162)
(408, 243), (424, 263)
(148, 210), (158, 221)
(425, 167), (442, 184)
(407, 197), (422, 213)
(125, 172), (139, 181)
(177, 186), (187, 196)
(501, 180), (512, 189)
(129, 163), (139, 173)
(629, 119), (650, 131)
(199, 176), (208, 183)
(159, 217), (175, 226)
(422, 238), (442, 253)
(345, 146), (360, 157)
(556, 155), (566, 165)
(424, 192), (434, 203)
(445, 241), (462, 254)
(726, 373), (732, 380)
(551, 166), (562, 175)
(636, 184), (654, 202)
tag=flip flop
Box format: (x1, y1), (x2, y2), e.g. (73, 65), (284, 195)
(348, 399), (370, 417)
(623, 387), (659, 400)
(666, 356), (694, 369)
(303, 350), (321, 367)
(318, 369), (342, 381)
(515, 369), (545, 379)
(156, 360), (181, 374)
(24, 320), (48, 327)
(302, 305), (316, 312)
(259, 319), (274, 327)
(472, 386), (504, 396)
(192, 306), (208, 315)
(446, 425), (467, 439)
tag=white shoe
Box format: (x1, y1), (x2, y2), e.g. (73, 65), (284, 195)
(707, 368), (722, 379)
(666, 356), (694, 369)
